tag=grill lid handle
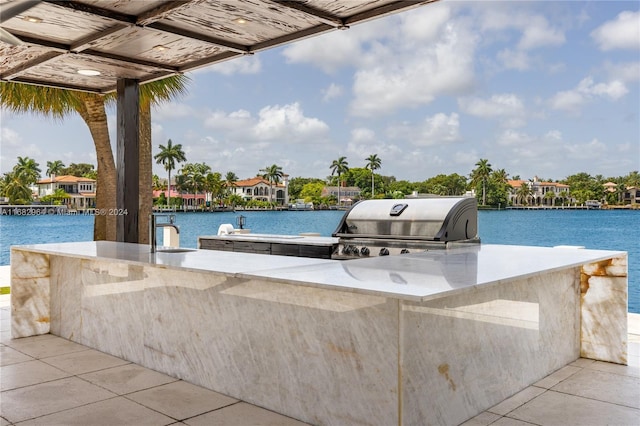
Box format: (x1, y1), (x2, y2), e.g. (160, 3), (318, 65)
(390, 203), (408, 216)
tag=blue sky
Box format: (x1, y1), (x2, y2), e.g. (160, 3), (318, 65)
(1, 0), (638, 183)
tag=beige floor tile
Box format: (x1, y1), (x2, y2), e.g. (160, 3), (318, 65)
(183, 402), (310, 426)
(0, 416), (11, 426)
(509, 390), (640, 426)
(79, 363), (179, 395)
(40, 348), (130, 375)
(126, 380), (238, 421)
(490, 417), (536, 426)
(0, 330), (11, 344)
(487, 386), (546, 416)
(587, 359), (640, 378)
(552, 368), (640, 409)
(0, 377), (116, 423)
(6, 335), (86, 359)
(569, 358), (595, 368)
(0, 359), (70, 391)
(0, 345), (33, 366)
(16, 396), (176, 426)
(459, 411), (502, 426)
(533, 364), (581, 389)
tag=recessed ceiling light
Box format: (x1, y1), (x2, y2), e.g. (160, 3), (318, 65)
(153, 45), (169, 51)
(22, 16), (43, 23)
(77, 69), (101, 76)
(234, 17), (248, 24)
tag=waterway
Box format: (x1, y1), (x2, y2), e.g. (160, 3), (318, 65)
(1, 209), (637, 312)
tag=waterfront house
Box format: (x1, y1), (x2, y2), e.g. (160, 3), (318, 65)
(232, 176), (289, 206)
(508, 177), (571, 206)
(35, 175), (96, 211)
(321, 185), (361, 206)
(623, 186), (640, 205)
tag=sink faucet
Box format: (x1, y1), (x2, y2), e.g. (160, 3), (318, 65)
(150, 214), (180, 253)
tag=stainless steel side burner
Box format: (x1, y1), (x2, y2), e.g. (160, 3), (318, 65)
(332, 197), (479, 259)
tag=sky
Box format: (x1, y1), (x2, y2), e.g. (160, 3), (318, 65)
(1, 0), (639, 183)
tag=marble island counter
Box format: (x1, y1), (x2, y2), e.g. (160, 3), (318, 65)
(11, 241), (628, 425)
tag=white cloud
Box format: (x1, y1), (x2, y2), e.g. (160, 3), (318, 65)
(591, 11), (640, 51)
(459, 93), (525, 127)
(194, 55), (262, 75)
(517, 15), (566, 50)
(387, 112), (461, 146)
(253, 103), (330, 141)
(550, 77), (629, 113)
(0, 127), (21, 146)
(564, 138), (608, 160)
(350, 17), (476, 117)
(281, 30), (365, 73)
(603, 61), (640, 83)
(322, 83), (344, 102)
(496, 129), (533, 147)
(204, 109), (253, 132)
(496, 48), (530, 71)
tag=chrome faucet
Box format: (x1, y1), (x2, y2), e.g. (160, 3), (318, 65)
(150, 214), (180, 253)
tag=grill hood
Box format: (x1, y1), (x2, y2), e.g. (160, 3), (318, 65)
(333, 197), (478, 242)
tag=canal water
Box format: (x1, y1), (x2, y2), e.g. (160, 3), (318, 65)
(1, 209), (638, 312)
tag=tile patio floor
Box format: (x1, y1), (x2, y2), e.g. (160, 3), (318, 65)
(1, 266), (639, 425)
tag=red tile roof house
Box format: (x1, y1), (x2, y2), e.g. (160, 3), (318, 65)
(508, 178), (571, 206)
(35, 175), (96, 211)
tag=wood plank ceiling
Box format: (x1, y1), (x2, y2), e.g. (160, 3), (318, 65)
(1, 0), (438, 93)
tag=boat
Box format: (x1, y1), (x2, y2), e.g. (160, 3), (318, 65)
(288, 199), (314, 211)
(586, 200), (601, 210)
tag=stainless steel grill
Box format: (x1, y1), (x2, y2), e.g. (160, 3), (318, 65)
(332, 197), (479, 259)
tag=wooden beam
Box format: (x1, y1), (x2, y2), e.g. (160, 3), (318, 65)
(0, 0), (41, 23)
(136, 1), (192, 26)
(345, 0), (438, 26)
(116, 78), (140, 243)
(7, 76), (103, 93)
(0, 51), (64, 80)
(70, 24), (129, 53)
(268, 0), (345, 28)
(146, 22), (249, 54)
(41, 0), (136, 24)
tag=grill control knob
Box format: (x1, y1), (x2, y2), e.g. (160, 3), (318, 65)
(360, 247), (370, 256)
(342, 245), (351, 255)
(379, 248), (389, 256)
(352, 246), (360, 256)
(400, 249), (410, 254)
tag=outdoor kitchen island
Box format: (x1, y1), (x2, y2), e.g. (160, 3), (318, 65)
(11, 241), (627, 426)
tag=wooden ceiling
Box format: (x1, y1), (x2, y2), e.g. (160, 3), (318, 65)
(0, 0), (438, 93)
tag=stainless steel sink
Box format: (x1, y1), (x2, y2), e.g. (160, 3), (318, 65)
(156, 248), (196, 253)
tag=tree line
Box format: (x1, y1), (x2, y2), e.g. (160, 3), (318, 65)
(5, 149), (638, 210)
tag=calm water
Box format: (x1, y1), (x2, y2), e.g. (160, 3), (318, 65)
(1, 209), (638, 312)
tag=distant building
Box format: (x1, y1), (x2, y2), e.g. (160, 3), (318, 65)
(508, 177), (571, 206)
(623, 186), (639, 205)
(232, 175), (289, 206)
(321, 186), (361, 206)
(35, 175), (96, 210)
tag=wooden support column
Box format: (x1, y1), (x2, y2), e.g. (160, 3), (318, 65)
(116, 78), (140, 242)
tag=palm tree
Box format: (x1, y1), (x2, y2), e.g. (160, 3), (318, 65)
(470, 159), (493, 206)
(1, 171), (32, 204)
(330, 156), (349, 206)
(365, 154), (382, 198)
(46, 160), (65, 179)
(204, 172), (224, 209)
(154, 139), (187, 209)
(13, 156), (41, 184)
(259, 164), (284, 205)
(544, 190), (556, 207)
(558, 190), (569, 206)
(517, 182), (532, 205)
(152, 174), (165, 191)
(225, 171), (238, 191)
(0, 76), (189, 241)
(181, 163), (210, 210)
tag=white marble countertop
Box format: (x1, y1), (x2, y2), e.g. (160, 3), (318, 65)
(12, 241), (625, 301)
(198, 234), (338, 246)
